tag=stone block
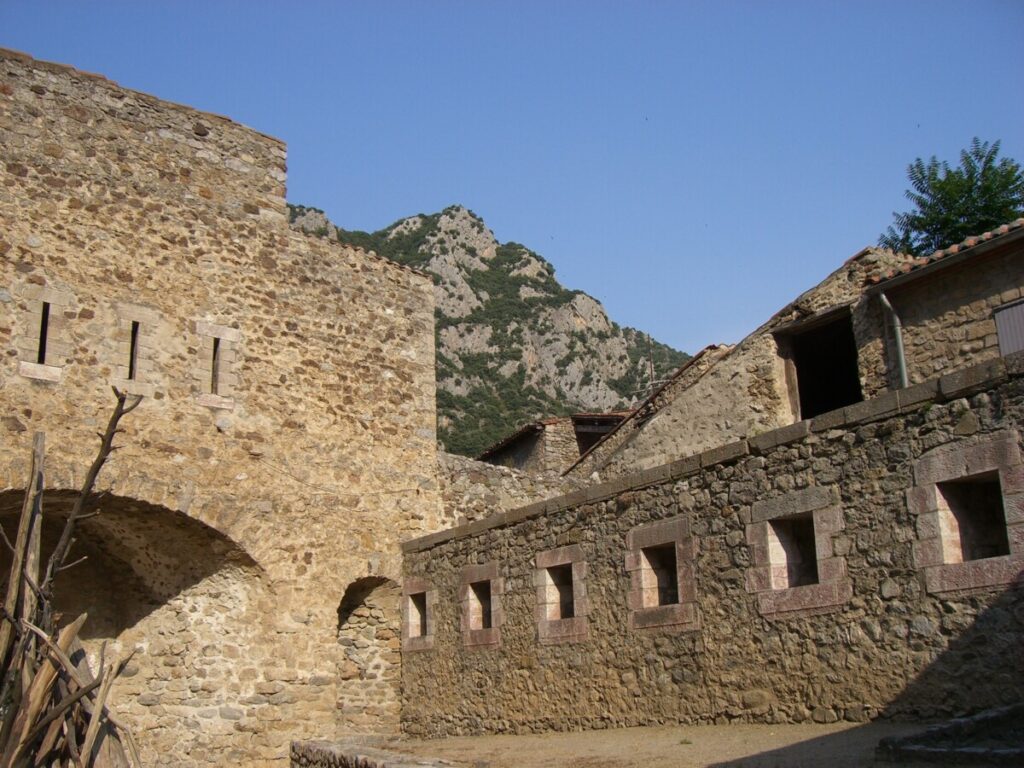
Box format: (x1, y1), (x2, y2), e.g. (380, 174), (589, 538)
(751, 485), (835, 523)
(749, 420), (810, 454)
(699, 439), (749, 469)
(897, 379), (940, 411)
(938, 358), (1006, 399)
(843, 391), (900, 424)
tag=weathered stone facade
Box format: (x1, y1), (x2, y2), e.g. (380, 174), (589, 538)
(1, 48), (439, 765)
(570, 235), (1024, 482)
(402, 357), (1024, 735)
(437, 451), (584, 528)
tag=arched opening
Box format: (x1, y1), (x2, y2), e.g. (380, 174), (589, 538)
(336, 576), (401, 734)
(0, 490), (267, 763)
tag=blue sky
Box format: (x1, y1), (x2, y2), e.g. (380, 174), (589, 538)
(3, 1), (1022, 353)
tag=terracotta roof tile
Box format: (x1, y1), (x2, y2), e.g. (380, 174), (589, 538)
(866, 217), (1024, 286)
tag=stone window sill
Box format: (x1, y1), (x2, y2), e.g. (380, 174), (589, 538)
(197, 392), (235, 410)
(18, 361), (62, 383)
(402, 635), (434, 652)
(629, 602), (700, 632)
(755, 579), (853, 619)
(463, 627), (501, 649)
(537, 616), (588, 645)
(922, 554), (1024, 596)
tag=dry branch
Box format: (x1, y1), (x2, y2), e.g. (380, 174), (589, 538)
(0, 390), (143, 767)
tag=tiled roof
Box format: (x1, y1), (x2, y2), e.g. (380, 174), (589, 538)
(866, 218), (1024, 286)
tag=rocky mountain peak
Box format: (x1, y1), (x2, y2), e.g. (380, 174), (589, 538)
(288, 203), (689, 456)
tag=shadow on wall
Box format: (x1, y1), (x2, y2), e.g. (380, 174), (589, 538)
(0, 489), (260, 643)
(707, 581), (1024, 767)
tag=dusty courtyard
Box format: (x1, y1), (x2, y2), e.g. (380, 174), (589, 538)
(382, 721), (928, 767)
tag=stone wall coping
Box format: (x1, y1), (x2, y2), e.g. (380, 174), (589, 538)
(403, 354), (1024, 555)
(0, 47), (286, 148)
(291, 739), (455, 768)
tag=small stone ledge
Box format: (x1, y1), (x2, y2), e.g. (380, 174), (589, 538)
(875, 704), (1024, 765)
(402, 357), (1021, 554)
(291, 739), (455, 767)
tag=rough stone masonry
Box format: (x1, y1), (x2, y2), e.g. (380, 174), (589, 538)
(0, 48), (441, 766)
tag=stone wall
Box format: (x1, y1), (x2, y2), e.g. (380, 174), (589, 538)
(571, 249), (909, 481)
(886, 242), (1024, 385)
(0, 48), (439, 766)
(438, 452), (584, 528)
(401, 356), (1024, 736)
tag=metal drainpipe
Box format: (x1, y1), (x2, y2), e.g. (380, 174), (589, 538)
(879, 292), (908, 389)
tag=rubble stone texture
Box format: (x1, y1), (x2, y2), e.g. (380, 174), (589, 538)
(0, 48), (440, 766)
(402, 360), (1024, 736)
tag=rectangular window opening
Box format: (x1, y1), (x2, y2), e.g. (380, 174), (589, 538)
(778, 313), (863, 420)
(545, 563), (574, 620)
(937, 472), (1009, 563)
(128, 320), (140, 381)
(210, 336), (221, 395)
(641, 543), (679, 607)
(768, 514), (819, 588)
(408, 592), (428, 638)
(37, 302), (50, 365)
(468, 580), (492, 630)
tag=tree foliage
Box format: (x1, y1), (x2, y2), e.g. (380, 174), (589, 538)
(879, 138), (1024, 256)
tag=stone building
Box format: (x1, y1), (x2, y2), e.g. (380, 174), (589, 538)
(1, 48), (440, 765)
(567, 225), (1024, 480)
(401, 223), (1024, 736)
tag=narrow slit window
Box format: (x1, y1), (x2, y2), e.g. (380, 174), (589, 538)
(210, 336), (221, 395)
(128, 320), (140, 380)
(37, 302), (50, 365)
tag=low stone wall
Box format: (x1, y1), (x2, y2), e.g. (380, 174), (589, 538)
(438, 451), (584, 528)
(290, 740), (450, 768)
(402, 356), (1024, 736)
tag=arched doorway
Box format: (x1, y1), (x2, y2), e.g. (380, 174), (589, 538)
(336, 576), (402, 733)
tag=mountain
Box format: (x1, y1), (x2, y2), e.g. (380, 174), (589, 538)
(289, 204), (690, 457)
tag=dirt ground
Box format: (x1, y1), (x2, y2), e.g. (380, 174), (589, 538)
(383, 721), (928, 767)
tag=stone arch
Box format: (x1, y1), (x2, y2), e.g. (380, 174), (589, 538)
(0, 489), (270, 764)
(336, 576), (402, 734)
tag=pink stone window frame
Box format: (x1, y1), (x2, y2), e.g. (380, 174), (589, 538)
(534, 544), (589, 645)
(909, 430), (1024, 596)
(625, 517), (700, 632)
(459, 562), (503, 650)
(401, 577), (436, 652)
(745, 486), (852, 619)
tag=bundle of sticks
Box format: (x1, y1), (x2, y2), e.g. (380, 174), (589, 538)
(0, 390), (143, 767)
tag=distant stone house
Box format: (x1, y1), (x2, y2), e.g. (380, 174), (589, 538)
(477, 412), (629, 475)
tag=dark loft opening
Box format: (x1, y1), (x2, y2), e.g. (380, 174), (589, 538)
(210, 337), (221, 395)
(37, 301), (50, 365)
(128, 320), (140, 380)
(770, 514), (819, 588)
(642, 543), (679, 607)
(783, 314), (863, 420)
(547, 563), (574, 619)
(408, 592), (428, 637)
(469, 580), (492, 630)
(937, 473), (1009, 562)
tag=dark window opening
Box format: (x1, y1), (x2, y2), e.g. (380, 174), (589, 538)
(210, 336), (221, 395)
(37, 302), (50, 365)
(469, 580), (492, 630)
(782, 314), (863, 420)
(408, 592), (428, 638)
(128, 321), (140, 380)
(641, 543), (679, 607)
(770, 514), (819, 588)
(547, 563), (574, 619)
(937, 473), (1009, 562)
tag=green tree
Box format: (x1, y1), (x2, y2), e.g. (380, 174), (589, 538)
(879, 138), (1024, 255)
